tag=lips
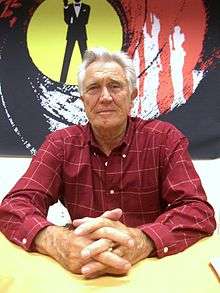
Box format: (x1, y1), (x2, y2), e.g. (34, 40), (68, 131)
(96, 109), (116, 114)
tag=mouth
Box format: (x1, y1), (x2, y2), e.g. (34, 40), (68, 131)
(96, 109), (115, 114)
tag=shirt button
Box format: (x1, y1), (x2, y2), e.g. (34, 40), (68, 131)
(93, 152), (96, 156)
(22, 238), (27, 245)
(122, 154), (126, 158)
(109, 189), (115, 194)
(163, 247), (168, 254)
(105, 161), (108, 166)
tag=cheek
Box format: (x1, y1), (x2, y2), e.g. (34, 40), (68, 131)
(121, 97), (133, 112)
(84, 99), (97, 115)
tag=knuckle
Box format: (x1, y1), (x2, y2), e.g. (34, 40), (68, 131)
(99, 226), (108, 235)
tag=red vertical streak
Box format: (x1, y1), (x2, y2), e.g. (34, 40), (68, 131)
(179, 0), (206, 101)
(120, 0), (207, 115)
(148, 0), (185, 114)
(121, 0), (146, 57)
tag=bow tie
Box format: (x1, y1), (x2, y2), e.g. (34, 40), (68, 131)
(75, 3), (80, 6)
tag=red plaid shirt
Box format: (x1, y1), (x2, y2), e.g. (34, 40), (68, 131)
(0, 117), (216, 257)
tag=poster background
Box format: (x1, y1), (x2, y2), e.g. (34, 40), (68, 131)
(0, 0), (220, 158)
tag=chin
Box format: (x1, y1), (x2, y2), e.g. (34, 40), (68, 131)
(94, 119), (119, 129)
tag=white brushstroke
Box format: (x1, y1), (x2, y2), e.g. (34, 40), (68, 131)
(0, 83), (36, 154)
(29, 75), (89, 132)
(38, 83), (88, 126)
(170, 26), (186, 110)
(192, 69), (204, 92)
(132, 14), (161, 120)
(137, 14), (161, 120)
(131, 47), (141, 117)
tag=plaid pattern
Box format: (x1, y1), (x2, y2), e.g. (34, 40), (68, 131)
(0, 117), (216, 256)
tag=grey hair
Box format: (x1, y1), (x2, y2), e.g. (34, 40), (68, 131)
(77, 47), (137, 95)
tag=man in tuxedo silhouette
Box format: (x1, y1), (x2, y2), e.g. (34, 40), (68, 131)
(60, 0), (90, 83)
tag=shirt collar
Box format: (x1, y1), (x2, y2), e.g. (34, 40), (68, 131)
(85, 116), (136, 154)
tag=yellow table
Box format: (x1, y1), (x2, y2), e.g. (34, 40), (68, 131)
(0, 232), (219, 293)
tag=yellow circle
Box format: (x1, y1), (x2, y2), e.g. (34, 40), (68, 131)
(27, 0), (123, 85)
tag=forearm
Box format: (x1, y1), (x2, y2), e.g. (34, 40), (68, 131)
(127, 227), (155, 262)
(35, 225), (61, 256)
(139, 201), (216, 258)
(0, 193), (52, 251)
(0, 135), (63, 250)
(35, 225), (84, 260)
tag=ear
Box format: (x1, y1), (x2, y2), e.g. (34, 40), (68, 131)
(128, 88), (137, 112)
(131, 88), (138, 101)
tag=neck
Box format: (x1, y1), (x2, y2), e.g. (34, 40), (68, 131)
(92, 123), (127, 156)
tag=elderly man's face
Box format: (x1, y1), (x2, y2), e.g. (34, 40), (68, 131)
(81, 61), (137, 131)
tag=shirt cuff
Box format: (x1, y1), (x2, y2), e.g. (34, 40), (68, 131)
(13, 218), (54, 252)
(138, 222), (177, 258)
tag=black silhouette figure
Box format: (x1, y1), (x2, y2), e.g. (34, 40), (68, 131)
(60, 0), (90, 83)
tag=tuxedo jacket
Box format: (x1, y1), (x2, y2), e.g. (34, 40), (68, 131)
(64, 3), (91, 41)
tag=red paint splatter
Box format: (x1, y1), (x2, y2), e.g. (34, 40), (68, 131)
(121, 0), (210, 115)
(0, 0), (22, 27)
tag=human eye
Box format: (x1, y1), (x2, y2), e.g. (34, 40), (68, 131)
(108, 82), (121, 92)
(86, 84), (100, 95)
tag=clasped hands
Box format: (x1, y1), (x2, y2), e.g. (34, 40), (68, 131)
(35, 208), (154, 279)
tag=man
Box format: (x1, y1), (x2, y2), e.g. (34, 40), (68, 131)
(60, 0), (90, 83)
(0, 48), (216, 279)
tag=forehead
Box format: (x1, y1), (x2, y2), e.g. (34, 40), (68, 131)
(84, 61), (127, 84)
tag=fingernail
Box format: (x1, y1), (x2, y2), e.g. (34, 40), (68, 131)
(81, 249), (90, 258)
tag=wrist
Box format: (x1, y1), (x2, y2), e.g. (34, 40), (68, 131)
(35, 225), (64, 256)
(130, 228), (155, 260)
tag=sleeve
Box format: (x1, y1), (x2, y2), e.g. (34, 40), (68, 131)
(0, 133), (64, 251)
(84, 5), (91, 25)
(64, 5), (71, 24)
(138, 125), (216, 258)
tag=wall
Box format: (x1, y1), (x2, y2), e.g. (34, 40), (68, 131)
(0, 157), (219, 232)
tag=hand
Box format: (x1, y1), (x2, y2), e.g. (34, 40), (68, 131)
(35, 225), (93, 274)
(34, 209), (130, 276)
(72, 208), (123, 226)
(63, 0), (68, 7)
(73, 217), (154, 278)
(72, 208), (133, 278)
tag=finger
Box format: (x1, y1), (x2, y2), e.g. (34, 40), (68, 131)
(81, 247), (127, 279)
(101, 208), (122, 221)
(90, 227), (134, 248)
(81, 238), (113, 259)
(72, 208), (122, 227)
(94, 250), (131, 271)
(72, 217), (91, 227)
(81, 260), (106, 277)
(83, 263), (128, 279)
(73, 217), (111, 235)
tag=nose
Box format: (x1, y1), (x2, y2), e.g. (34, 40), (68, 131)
(100, 86), (112, 102)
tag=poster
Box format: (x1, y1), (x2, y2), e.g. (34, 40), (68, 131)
(0, 0), (219, 158)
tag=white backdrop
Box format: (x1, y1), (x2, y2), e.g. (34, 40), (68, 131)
(0, 157), (219, 232)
